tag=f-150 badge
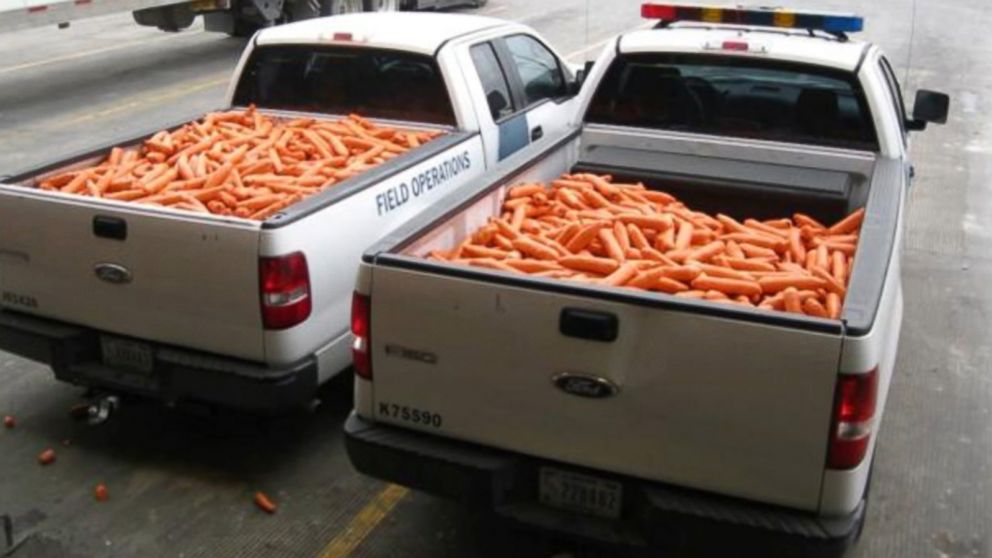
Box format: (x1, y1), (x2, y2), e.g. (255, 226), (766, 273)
(94, 263), (133, 285)
(553, 373), (619, 399)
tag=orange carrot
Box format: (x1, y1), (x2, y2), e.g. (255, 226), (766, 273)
(788, 228), (806, 263)
(758, 275), (829, 294)
(38, 449), (56, 466)
(508, 184), (544, 198)
(811, 266), (847, 297)
(559, 256), (619, 275)
(94, 484), (109, 502)
(618, 214), (673, 231)
(803, 298), (829, 318)
(826, 292), (842, 319)
(686, 241), (725, 263)
(598, 228), (626, 261)
(674, 221), (693, 250)
(828, 208), (865, 235)
(654, 277), (690, 294)
(794, 213), (826, 230)
(254, 492), (277, 514)
(831, 251), (848, 284)
(512, 237), (558, 261)
(691, 275), (762, 297)
(504, 259), (562, 273)
(603, 262), (640, 286)
(783, 288), (803, 314)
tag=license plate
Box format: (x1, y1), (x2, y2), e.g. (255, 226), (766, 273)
(100, 336), (154, 374)
(539, 467), (622, 519)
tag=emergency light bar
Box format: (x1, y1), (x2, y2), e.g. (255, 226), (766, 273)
(641, 3), (864, 35)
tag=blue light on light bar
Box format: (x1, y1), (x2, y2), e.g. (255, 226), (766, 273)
(641, 4), (864, 35)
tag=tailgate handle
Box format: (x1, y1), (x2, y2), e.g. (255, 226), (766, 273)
(93, 216), (127, 241)
(560, 308), (618, 342)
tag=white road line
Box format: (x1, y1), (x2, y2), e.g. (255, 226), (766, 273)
(481, 4), (508, 15)
(0, 31), (201, 76)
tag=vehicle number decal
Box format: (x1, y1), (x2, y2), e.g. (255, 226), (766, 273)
(378, 402), (443, 429)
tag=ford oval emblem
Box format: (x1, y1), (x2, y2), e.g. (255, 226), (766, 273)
(552, 373), (619, 399)
(94, 263), (133, 285)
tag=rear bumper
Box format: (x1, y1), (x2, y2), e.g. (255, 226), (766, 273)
(0, 309), (317, 414)
(344, 412), (864, 557)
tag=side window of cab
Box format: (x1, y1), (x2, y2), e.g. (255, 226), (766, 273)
(501, 34), (569, 107)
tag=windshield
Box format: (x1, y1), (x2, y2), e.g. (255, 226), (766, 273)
(233, 45), (456, 126)
(586, 53), (878, 150)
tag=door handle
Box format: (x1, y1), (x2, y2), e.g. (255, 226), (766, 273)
(530, 126), (544, 141)
(560, 308), (618, 342)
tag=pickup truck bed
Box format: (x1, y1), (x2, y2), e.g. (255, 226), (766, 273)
(0, 109), (480, 411)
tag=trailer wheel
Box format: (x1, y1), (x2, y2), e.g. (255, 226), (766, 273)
(329, 0), (365, 14)
(363, 0), (398, 10)
(132, 4), (195, 31)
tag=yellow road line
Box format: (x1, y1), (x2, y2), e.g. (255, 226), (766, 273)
(317, 484), (409, 558)
(0, 32), (198, 76)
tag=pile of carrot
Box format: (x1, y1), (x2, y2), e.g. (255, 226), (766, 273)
(32, 106), (443, 220)
(426, 173), (865, 319)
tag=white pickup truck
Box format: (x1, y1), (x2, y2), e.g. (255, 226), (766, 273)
(345, 5), (949, 555)
(0, 12), (582, 413)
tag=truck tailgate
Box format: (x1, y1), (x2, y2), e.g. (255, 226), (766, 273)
(0, 190), (264, 360)
(368, 264), (843, 511)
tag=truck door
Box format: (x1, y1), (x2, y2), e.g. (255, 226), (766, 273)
(467, 40), (531, 164)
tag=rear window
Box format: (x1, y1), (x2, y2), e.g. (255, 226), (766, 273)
(233, 45), (456, 126)
(586, 53), (878, 150)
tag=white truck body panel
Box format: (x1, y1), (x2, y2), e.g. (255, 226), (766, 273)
(369, 263), (843, 510)
(620, 25), (867, 71)
(0, 0), (188, 33)
(0, 188), (265, 359)
(254, 12), (509, 56)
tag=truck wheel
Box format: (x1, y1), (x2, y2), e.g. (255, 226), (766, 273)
(132, 5), (195, 31)
(363, 0), (398, 10)
(329, 0), (365, 13)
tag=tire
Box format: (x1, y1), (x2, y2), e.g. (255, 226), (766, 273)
(363, 0), (399, 10)
(132, 5), (195, 31)
(329, 0), (365, 14)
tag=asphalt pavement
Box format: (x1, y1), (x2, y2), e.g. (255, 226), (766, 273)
(0, 1), (989, 557)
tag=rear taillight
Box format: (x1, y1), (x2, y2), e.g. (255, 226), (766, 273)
(351, 292), (372, 380)
(827, 368), (878, 469)
(259, 252), (311, 330)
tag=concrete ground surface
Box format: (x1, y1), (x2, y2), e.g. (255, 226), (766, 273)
(0, 0), (989, 557)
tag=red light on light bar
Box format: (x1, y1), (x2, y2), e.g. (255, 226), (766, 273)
(722, 40), (749, 51)
(641, 3), (677, 20)
(332, 32), (353, 41)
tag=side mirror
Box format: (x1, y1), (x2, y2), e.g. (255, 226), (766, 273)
(487, 90), (510, 120)
(568, 60), (594, 96)
(907, 89), (950, 131)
